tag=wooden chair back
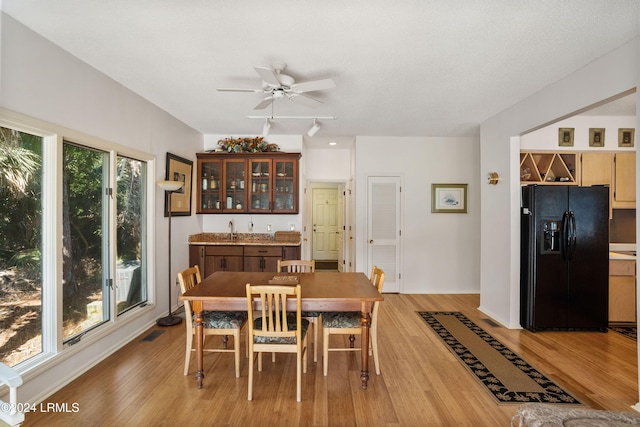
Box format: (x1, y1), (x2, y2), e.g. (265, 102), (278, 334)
(246, 284), (302, 343)
(277, 259), (315, 273)
(369, 265), (385, 323)
(178, 265), (203, 325)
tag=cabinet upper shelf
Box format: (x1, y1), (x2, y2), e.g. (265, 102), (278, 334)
(520, 152), (577, 185)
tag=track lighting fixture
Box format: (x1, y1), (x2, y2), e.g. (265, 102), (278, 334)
(307, 119), (320, 137)
(262, 118), (271, 137)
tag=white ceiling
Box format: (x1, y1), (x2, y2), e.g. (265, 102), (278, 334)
(1, 1), (638, 144)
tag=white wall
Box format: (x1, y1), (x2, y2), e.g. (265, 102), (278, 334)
(0, 13), (202, 404)
(305, 147), (352, 181)
(480, 37), (640, 328)
(354, 136), (481, 293)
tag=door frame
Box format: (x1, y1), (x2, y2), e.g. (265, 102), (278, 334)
(304, 180), (352, 271)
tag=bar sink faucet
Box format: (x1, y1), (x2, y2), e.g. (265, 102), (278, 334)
(229, 220), (236, 241)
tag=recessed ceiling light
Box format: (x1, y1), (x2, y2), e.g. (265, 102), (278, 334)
(329, 141), (337, 146)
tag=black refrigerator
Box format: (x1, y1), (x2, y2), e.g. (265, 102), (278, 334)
(520, 185), (609, 331)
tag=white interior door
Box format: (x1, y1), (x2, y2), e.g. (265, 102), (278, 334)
(312, 187), (339, 261)
(367, 176), (401, 293)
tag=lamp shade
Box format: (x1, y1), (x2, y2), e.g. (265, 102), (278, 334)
(157, 180), (183, 192)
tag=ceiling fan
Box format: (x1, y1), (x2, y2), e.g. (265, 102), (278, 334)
(217, 63), (335, 110)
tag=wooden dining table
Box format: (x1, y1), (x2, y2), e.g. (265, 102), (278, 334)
(179, 271), (384, 390)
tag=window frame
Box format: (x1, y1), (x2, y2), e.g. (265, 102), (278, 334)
(0, 108), (157, 373)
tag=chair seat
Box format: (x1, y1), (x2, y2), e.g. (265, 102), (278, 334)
(301, 311), (320, 317)
(322, 311), (361, 328)
(253, 316), (310, 344)
(194, 311), (247, 329)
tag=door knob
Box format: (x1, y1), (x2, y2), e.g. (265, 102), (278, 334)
(369, 239), (374, 244)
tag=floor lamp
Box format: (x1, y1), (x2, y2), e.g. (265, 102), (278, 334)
(157, 180), (184, 326)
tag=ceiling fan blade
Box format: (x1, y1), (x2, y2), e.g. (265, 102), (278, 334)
(217, 87), (263, 93)
(254, 96), (274, 110)
(254, 66), (281, 86)
(289, 94), (323, 108)
(290, 78), (335, 93)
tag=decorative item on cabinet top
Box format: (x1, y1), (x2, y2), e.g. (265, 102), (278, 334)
(213, 137), (280, 153)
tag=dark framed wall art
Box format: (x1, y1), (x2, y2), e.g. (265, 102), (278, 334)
(589, 128), (605, 147)
(618, 128), (635, 147)
(165, 153), (193, 217)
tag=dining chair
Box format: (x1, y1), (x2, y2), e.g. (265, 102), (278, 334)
(322, 266), (385, 376)
(277, 259), (320, 362)
(178, 265), (247, 378)
(246, 283), (309, 402)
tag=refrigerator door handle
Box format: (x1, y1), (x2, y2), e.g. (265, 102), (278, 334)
(568, 211), (577, 260)
(560, 211), (569, 261)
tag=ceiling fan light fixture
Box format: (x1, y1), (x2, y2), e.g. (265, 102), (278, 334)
(262, 119), (271, 137)
(307, 119), (320, 137)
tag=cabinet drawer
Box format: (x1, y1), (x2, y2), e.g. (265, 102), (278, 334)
(243, 246), (282, 257)
(610, 259), (636, 276)
(205, 245), (243, 256)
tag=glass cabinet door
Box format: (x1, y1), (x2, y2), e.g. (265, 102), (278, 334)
(198, 159), (222, 213)
(273, 159), (297, 213)
(248, 159), (271, 213)
(222, 159), (246, 212)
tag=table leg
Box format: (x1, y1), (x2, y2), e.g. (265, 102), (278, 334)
(360, 309), (371, 390)
(193, 301), (204, 389)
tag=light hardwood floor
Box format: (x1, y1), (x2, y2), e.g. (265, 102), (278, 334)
(25, 294), (638, 426)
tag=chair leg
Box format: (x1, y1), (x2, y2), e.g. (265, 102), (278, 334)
(233, 330), (241, 378)
(371, 327), (380, 375)
(248, 347), (254, 401)
(184, 332), (193, 376)
(303, 335), (308, 374)
(313, 317), (318, 362)
(296, 347), (302, 402)
(323, 327), (329, 376)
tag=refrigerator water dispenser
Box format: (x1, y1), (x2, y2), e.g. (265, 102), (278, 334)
(541, 220), (561, 253)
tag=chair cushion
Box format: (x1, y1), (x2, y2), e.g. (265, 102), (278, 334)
(193, 311), (247, 329)
(301, 311), (320, 317)
(322, 311), (361, 328)
(253, 315), (310, 344)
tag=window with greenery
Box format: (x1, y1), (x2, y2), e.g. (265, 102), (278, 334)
(0, 114), (153, 368)
(116, 155), (147, 314)
(62, 142), (110, 340)
(0, 126), (43, 367)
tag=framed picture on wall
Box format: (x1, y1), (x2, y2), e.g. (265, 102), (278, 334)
(165, 152), (193, 217)
(589, 128), (605, 147)
(618, 128), (635, 147)
(431, 184), (468, 213)
(558, 128), (574, 147)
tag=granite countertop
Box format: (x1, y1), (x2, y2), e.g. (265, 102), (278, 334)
(189, 232), (301, 246)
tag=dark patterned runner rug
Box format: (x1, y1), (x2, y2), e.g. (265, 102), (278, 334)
(610, 326), (637, 341)
(417, 311), (582, 405)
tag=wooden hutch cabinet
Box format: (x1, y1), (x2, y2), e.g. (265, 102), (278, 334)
(196, 152), (300, 214)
